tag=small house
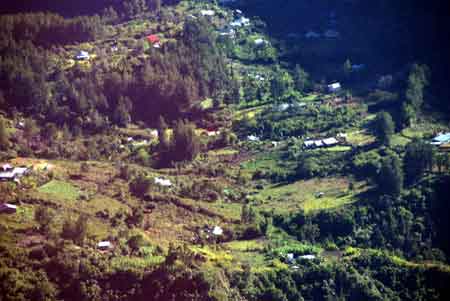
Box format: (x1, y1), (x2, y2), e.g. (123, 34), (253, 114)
(212, 226), (223, 236)
(247, 135), (260, 142)
(200, 10), (215, 17)
(154, 177), (172, 187)
(327, 82), (342, 93)
(304, 140), (315, 148)
(1, 164), (13, 171)
(0, 203), (17, 214)
(314, 140), (324, 148)
(286, 253), (295, 263)
(298, 254), (316, 260)
(230, 16), (250, 27)
(431, 133), (450, 146)
(147, 35), (160, 46)
(97, 241), (113, 250)
(254, 38), (266, 46)
(322, 137), (339, 146)
(75, 51), (90, 60)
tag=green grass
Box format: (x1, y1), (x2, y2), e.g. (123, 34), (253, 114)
(224, 240), (265, 252)
(312, 145), (352, 152)
(255, 178), (364, 214)
(38, 180), (80, 200)
(111, 255), (165, 271)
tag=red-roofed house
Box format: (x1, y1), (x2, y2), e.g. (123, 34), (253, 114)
(147, 35), (160, 45)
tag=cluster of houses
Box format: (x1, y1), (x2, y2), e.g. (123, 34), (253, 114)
(0, 164), (30, 182)
(304, 134), (346, 149)
(284, 252), (318, 269)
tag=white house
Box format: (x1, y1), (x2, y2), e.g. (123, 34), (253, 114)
(431, 133), (450, 146)
(327, 82), (341, 93)
(154, 177), (172, 187)
(212, 226), (223, 236)
(286, 253), (295, 263)
(0, 166), (29, 181)
(247, 135), (260, 142)
(298, 254), (316, 260)
(230, 16), (250, 27)
(97, 241), (113, 250)
(75, 50), (90, 60)
(200, 10), (215, 17)
(254, 38), (266, 46)
(0, 203), (17, 214)
(322, 137), (339, 146)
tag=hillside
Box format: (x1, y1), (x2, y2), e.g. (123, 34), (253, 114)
(0, 0), (450, 300)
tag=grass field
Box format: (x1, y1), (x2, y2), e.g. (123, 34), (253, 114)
(255, 177), (365, 214)
(38, 180), (80, 200)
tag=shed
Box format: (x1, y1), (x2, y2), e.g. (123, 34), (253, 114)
(0, 203), (17, 214)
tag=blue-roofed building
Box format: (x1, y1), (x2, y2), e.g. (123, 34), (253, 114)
(431, 133), (450, 145)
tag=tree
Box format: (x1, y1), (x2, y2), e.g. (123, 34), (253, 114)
(61, 214), (88, 245)
(343, 59), (352, 78)
(374, 111), (395, 145)
(113, 96), (132, 126)
(0, 117), (9, 150)
(126, 207), (144, 227)
(405, 64), (429, 112)
(404, 139), (434, 184)
(23, 118), (39, 143)
(172, 120), (200, 162)
(157, 116), (170, 151)
(34, 206), (53, 233)
(270, 66), (293, 100)
(127, 234), (144, 255)
(376, 152), (403, 196)
(293, 65), (309, 93)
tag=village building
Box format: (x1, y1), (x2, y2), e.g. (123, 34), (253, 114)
(298, 254), (316, 260)
(0, 165), (29, 181)
(430, 133), (450, 146)
(230, 16), (250, 27)
(327, 82), (342, 93)
(97, 241), (113, 250)
(254, 38), (266, 46)
(200, 10), (215, 17)
(322, 137), (339, 146)
(146, 34), (161, 48)
(154, 177), (172, 187)
(0, 203), (17, 214)
(212, 226), (223, 236)
(75, 50), (90, 60)
(247, 135), (260, 142)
